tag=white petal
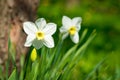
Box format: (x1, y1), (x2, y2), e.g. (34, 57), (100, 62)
(35, 18), (46, 30)
(59, 26), (68, 33)
(32, 39), (43, 49)
(70, 32), (79, 43)
(43, 23), (57, 35)
(62, 32), (69, 40)
(72, 17), (82, 25)
(23, 22), (37, 35)
(43, 36), (54, 48)
(24, 35), (36, 47)
(62, 16), (72, 28)
(72, 17), (82, 31)
(76, 25), (81, 32)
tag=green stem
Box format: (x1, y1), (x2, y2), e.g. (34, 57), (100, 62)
(96, 68), (99, 80)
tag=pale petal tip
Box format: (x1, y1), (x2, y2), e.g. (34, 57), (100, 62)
(79, 17), (82, 22)
(43, 36), (55, 48)
(44, 43), (54, 48)
(23, 22), (27, 28)
(70, 32), (79, 44)
(24, 43), (31, 47)
(35, 18), (46, 23)
(73, 40), (79, 44)
(48, 44), (54, 48)
(74, 38), (79, 44)
(63, 15), (70, 19)
(46, 41), (55, 48)
(72, 38), (79, 44)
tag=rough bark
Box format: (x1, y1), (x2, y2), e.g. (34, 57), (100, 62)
(0, 0), (39, 74)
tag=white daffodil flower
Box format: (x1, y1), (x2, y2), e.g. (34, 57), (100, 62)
(23, 18), (57, 49)
(60, 16), (82, 43)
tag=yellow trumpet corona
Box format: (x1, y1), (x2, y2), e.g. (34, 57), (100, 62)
(69, 26), (76, 35)
(36, 31), (45, 40)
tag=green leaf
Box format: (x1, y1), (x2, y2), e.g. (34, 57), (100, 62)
(19, 55), (25, 80)
(85, 58), (105, 80)
(115, 65), (120, 80)
(61, 30), (96, 80)
(8, 69), (16, 80)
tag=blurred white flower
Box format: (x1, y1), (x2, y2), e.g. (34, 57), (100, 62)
(60, 16), (82, 43)
(23, 18), (57, 49)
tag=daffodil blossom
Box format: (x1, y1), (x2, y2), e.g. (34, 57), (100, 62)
(23, 18), (57, 49)
(60, 16), (82, 43)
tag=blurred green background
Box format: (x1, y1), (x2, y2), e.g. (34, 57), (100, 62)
(37, 0), (120, 79)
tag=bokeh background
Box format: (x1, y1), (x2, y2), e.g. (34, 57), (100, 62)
(0, 0), (120, 79)
(37, 0), (120, 79)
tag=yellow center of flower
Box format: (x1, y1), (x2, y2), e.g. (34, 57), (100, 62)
(36, 31), (44, 40)
(31, 48), (37, 62)
(69, 26), (76, 35)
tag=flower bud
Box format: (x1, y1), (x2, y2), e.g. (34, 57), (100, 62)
(31, 48), (37, 62)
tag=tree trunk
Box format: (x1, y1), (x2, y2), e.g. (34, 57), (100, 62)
(0, 0), (39, 74)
